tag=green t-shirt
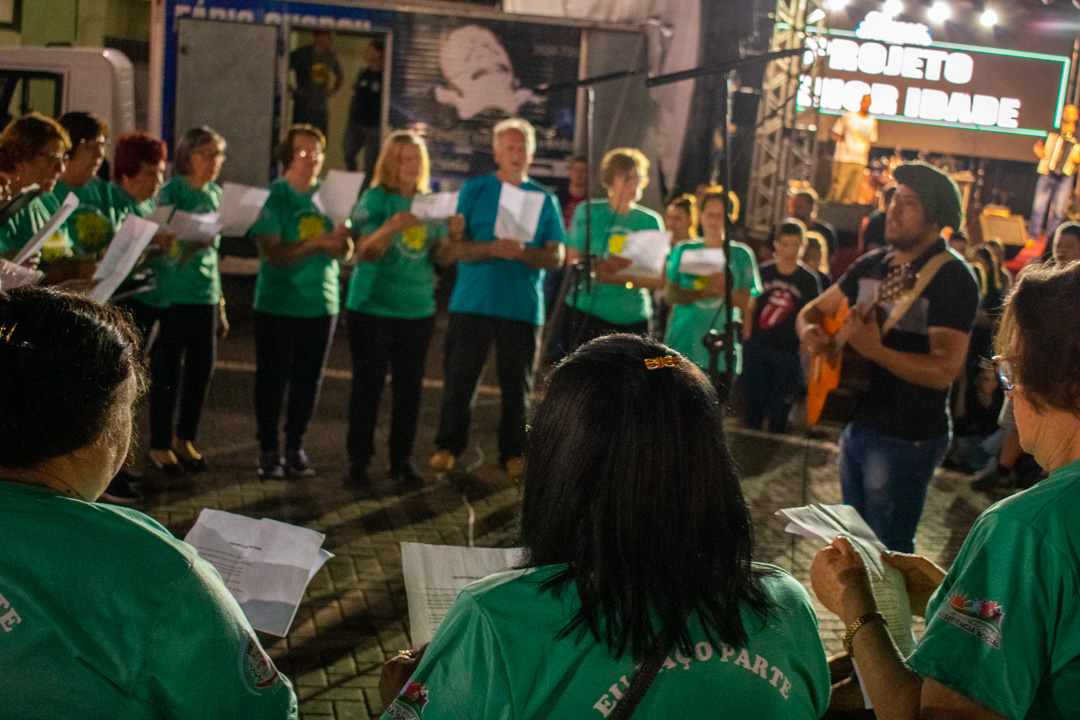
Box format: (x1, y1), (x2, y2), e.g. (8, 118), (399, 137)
(157, 176), (223, 306)
(663, 238), (761, 373)
(0, 481), (297, 719)
(564, 200), (665, 325)
(382, 563), (830, 720)
(0, 191), (74, 265)
(108, 183), (170, 309)
(54, 177), (120, 259)
(251, 177), (339, 318)
(906, 457), (1080, 719)
(345, 185), (447, 319)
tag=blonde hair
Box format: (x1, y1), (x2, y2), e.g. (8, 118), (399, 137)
(372, 131), (431, 194)
(492, 118), (536, 157)
(804, 231), (830, 274)
(601, 148), (650, 190)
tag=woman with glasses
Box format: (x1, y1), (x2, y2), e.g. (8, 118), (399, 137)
(250, 124), (352, 480)
(145, 126), (229, 474)
(811, 261), (1080, 719)
(53, 112), (113, 260)
(0, 112), (86, 284)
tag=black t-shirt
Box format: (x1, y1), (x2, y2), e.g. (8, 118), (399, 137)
(289, 46), (341, 105)
(349, 67), (382, 126)
(837, 238), (979, 440)
(813, 219), (838, 257)
(750, 260), (822, 353)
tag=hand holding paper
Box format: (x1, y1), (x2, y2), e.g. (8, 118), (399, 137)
(313, 170), (365, 225)
(89, 215), (160, 303)
(678, 247), (726, 277)
(614, 230), (671, 277)
(494, 182), (544, 246)
(411, 192), (459, 222)
(12, 192), (80, 265)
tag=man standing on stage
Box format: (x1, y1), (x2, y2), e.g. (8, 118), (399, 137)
(343, 40), (384, 183)
(797, 163), (978, 552)
(289, 30), (343, 136)
(1028, 103), (1080, 241)
(827, 93), (877, 205)
(429, 118), (564, 478)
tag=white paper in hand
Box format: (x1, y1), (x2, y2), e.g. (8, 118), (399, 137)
(410, 192), (459, 222)
(494, 182), (544, 245)
(401, 542), (523, 645)
(89, 214), (159, 303)
(615, 230), (671, 277)
(312, 170), (365, 225)
(678, 247), (726, 276)
(170, 210), (223, 243)
(184, 509), (333, 637)
(146, 204), (176, 227)
(12, 192), (80, 265)
(0, 258), (43, 289)
(218, 182), (271, 236)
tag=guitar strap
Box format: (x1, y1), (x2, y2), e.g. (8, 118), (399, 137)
(880, 249), (961, 336)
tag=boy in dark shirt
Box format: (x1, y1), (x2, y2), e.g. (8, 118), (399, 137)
(742, 219), (822, 433)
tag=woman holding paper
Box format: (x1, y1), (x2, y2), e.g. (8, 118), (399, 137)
(0, 113), (88, 284)
(810, 261), (1080, 720)
(562, 148), (665, 350)
(344, 131), (461, 487)
(0, 286), (298, 719)
(380, 334), (830, 719)
(664, 189), (761, 373)
(54, 111), (114, 260)
(147, 126), (229, 474)
(250, 124), (353, 480)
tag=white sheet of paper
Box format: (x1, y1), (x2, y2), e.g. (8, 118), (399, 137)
(146, 204), (175, 227)
(777, 502), (916, 709)
(401, 542), (524, 645)
(218, 182), (271, 236)
(88, 215), (159, 303)
(615, 230), (671, 277)
(494, 182), (544, 245)
(183, 508), (332, 637)
(170, 210), (223, 243)
(0, 258), (43, 289)
(677, 247), (726, 276)
(410, 192), (459, 222)
(312, 170), (365, 225)
(12, 192), (80, 265)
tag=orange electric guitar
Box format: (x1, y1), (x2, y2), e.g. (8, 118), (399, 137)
(806, 263), (916, 426)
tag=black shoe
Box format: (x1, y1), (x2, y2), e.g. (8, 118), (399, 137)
(257, 451), (285, 480)
(284, 449), (316, 478)
(345, 462), (369, 487)
(390, 463), (424, 487)
(100, 472), (143, 505)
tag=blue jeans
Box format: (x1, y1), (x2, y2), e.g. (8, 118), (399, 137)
(741, 340), (802, 433)
(1028, 173), (1075, 239)
(839, 422), (950, 553)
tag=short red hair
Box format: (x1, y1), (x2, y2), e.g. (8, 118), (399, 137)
(113, 132), (166, 181)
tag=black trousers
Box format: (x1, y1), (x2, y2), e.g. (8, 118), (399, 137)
(253, 311), (337, 453)
(434, 312), (539, 463)
(149, 303), (218, 449)
(565, 305), (650, 353)
(346, 311), (435, 471)
(115, 297), (162, 355)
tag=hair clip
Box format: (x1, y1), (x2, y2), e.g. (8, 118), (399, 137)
(644, 355), (680, 370)
(0, 323), (33, 349)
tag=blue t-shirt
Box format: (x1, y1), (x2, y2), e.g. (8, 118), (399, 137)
(448, 174), (564, 325)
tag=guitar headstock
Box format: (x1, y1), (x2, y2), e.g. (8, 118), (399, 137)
(876, 263), (916, 304)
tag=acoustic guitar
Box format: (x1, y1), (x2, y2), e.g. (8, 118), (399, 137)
(806, 264), (915, 426)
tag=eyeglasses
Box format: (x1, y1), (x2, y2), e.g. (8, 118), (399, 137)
(78, 139), (107, 151)
(199, 148), (226, 159)
(295, 149), (323, 160)
(991, 355), (1014, 391)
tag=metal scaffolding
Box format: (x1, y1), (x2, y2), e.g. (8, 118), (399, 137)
(746, 0), (827, 234)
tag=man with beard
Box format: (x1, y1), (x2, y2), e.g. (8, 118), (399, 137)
(796, 163), (978, 552)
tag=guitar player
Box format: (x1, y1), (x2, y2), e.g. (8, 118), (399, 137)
(797, 163), (979, 552)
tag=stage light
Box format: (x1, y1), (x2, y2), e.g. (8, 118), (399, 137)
(827, 0), (850, 10)
(980, 8), (998, 27)
(883, 0), (903, 17)
(928, 2), (951, 23)
(808, 8), (827, 23)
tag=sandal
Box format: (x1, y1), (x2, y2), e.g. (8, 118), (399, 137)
(173, 441), (209, 473)
(149, 449), (183, 474)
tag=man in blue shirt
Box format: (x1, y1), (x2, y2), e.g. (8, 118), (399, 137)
(430, 119), (564, 477)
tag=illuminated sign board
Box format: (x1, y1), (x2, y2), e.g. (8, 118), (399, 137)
(796, 28), (1070, 141)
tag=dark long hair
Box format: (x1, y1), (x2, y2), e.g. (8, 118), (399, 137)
(521, 334), (772, 662)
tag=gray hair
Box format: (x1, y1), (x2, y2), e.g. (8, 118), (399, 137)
(174, 125), (225, 177)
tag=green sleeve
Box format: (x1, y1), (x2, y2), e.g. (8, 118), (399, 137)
(141, 560), (298, 719)
(666, 242), (685, 283)
(355, 188), (386, 236)
(565, 201), (587, 253)
(250, 195), (284, 238)
(731, 243), (763, 296)
(381, 591), (514, 720)
(906, 512), (1078, 718)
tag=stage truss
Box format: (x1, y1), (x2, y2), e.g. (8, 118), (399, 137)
(746, 0), (827, 234)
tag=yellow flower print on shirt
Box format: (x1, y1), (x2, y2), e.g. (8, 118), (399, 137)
(75, 212), (111, 255)
(299, 215), (325, 241)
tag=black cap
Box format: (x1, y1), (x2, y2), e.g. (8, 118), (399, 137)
(892, 162), (963, 231)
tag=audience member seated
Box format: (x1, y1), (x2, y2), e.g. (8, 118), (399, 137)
(811, 261), (1080, 719)
(381, 334), (830, 719)
(0, 286), (297, 718)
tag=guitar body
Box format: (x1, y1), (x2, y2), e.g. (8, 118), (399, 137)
(806, 298), (849, 426)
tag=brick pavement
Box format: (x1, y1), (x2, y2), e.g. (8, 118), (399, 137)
(131, 365), (995, 719)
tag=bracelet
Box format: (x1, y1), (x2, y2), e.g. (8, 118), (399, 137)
(842, 611), (885, 655)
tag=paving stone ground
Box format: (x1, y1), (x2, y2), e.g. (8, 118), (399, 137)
(128, 282), (997, 719)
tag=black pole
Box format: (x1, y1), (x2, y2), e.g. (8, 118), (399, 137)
(720, 69), (737, 402)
